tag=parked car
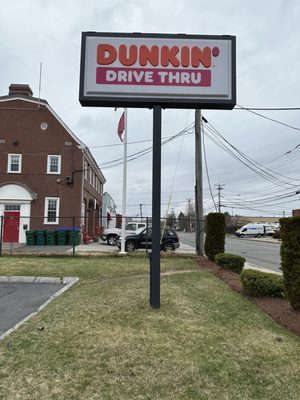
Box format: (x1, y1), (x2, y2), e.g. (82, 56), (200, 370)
(117, 227), (180, 252)
(101, 221), (147, 245)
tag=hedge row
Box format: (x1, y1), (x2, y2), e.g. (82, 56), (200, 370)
(240, 269), (284, 298)
(215, 253), (245, 274)
(203, 214), (300, 307)
(280, 217), (300, 309)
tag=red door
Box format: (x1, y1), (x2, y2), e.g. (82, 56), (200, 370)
(3, 212), (20, 243)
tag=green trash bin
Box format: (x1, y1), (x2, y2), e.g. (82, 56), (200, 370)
(25, 230), (36, 246)
(56, 229), (67, 245)
(46, 231), (57, 245)
(67, 229), (80, 246)
(35, 230), (46, 246)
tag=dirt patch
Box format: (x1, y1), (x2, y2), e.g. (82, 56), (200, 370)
(196, 257), (300, 337)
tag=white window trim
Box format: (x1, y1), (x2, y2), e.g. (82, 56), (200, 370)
(44, 197), (60, 225)
(81, 202), (85, 225)
(84, 161), (88, 180)
(7, 153), (22, 173)
(47, 155), (61, 174)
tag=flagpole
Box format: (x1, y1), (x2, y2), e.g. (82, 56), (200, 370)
(120, 108), (127, 254)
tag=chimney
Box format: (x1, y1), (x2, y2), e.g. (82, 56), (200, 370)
(9, 84), (33, 97)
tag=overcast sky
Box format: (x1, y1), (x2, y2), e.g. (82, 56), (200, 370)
(1, 0), (300, 219)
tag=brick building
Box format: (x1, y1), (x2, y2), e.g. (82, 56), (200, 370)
(0, 84), (105, 243)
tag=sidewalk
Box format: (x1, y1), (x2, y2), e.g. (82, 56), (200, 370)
(68, 241), (196, 255)
(235, 236), (281, 245)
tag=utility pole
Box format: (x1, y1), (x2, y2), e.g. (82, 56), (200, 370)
(195, 109), (204, 256)
(186, 198), (192, 231)
(139, 203), (143, 221)
(215, 184), (225, 213)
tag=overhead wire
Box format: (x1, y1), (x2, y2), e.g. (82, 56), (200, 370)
(224, 192), (297, 205)
(235, 105), (300, 111)
(203, 121), (300, 187)
(99, 122), (194, 169)
(101, 106), (299, 215)
(202, 120), (218, 212)
(162, 111), (189, 219)
(206, 121), (299, 183)
(236, 104), (300, 131)
(203, 126), (293, 188)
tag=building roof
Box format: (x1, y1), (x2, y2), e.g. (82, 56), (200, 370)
(0, 84), (106, 183)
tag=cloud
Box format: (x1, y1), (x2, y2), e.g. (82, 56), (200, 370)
(1, 0), (300, 217)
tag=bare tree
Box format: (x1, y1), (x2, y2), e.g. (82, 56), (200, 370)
(185, 199), (196, 232)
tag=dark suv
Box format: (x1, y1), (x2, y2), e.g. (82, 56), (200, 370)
(117, 227), (180, 252)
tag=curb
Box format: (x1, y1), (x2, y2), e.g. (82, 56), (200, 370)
(244, 262), (282, 275)
(0, 276), (63, 284)
(235, 237), (281, 245)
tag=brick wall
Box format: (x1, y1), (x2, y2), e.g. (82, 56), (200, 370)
(0, 96), (103, 233)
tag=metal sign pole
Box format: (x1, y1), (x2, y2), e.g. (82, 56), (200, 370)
(150, 105), (162, 309)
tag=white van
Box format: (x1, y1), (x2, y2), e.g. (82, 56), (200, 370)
(235, 223), (273, 238)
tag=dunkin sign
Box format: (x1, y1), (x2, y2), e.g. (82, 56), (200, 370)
(80, 33), (236, 109)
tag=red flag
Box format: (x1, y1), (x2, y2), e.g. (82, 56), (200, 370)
(117, 112), (125, 142)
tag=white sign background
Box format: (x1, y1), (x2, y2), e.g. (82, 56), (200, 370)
(80, 33), (236, 108)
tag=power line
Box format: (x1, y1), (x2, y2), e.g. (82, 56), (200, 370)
(283, 143), (300, 155)
(99, 122), (195, 169)
(86, 130), (193, 149)
(202, 128), (217, 212)
(235, 106), (300, 111)
(236, 104), (300, 131)
(203, 121), (300, 187)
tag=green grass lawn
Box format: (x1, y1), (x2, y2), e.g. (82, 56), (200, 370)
(0, 255), (300, 400)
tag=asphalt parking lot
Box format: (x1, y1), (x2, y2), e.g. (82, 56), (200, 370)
(0, 277), (78, 340)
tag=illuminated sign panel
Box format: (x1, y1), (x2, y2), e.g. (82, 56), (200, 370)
(79, 32), (236, 109)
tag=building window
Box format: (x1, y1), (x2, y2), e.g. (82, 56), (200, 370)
(5, 204), (21, 211)
(84, 161), (88, 180)
(8, 154), (22, 173)
(89, 167), (92, 184)
(47, 155), (61, 174)
(44, 197), (60, 224)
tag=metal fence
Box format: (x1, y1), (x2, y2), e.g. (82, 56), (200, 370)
(0, 214), (200, 256)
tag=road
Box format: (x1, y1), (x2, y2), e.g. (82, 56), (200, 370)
(178, 232), (281, 273)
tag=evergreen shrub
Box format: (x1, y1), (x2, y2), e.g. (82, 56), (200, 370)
(240, 269), (284, 298)
(204, 213), (225, 261)
(215, 253), (245, 274)
(280, 217), (300, 309)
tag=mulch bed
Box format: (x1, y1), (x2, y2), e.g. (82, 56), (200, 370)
(196, 256), (300, 337)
